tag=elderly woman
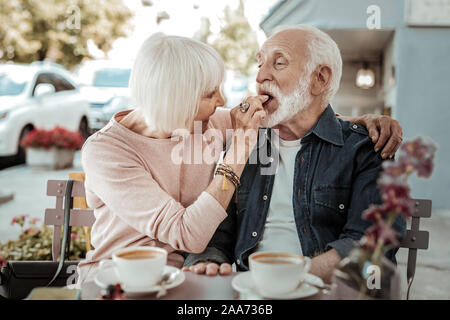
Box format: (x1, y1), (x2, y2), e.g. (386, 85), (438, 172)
(77, 33), (401, 283)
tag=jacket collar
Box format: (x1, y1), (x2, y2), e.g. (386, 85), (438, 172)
(260, 104), (344, 153)
(300, 104), (344, 146)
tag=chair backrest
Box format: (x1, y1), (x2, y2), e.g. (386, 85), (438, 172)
(399, 198), (432, 299)
(45, 178), (95, 261)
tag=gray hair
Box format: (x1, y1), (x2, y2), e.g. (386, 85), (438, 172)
(129, 33), (225, 134)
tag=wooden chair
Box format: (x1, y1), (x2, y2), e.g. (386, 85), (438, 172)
(399, 199), (432, 300)
(44, 173), (95, 261)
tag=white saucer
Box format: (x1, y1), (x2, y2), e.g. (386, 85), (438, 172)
(232, 272), (320, 300)
(95, 265), (185, 295)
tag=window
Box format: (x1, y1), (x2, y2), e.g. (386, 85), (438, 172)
(33, 72), (75, 96)
(52, 74), (75, 92)
(32, 73), (53, 96)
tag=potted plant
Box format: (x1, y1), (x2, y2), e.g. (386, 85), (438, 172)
(20, 126), (84, 170)
(331, 136), (438, 299)
(0, 215), (90, 266)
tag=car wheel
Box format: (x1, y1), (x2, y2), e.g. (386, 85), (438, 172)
(79, 117), (90, 140)
(16, 126), (32, 164)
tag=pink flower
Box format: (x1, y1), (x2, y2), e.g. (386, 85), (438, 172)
(361, 219), (399, 251)
(30, 217), (41, 225)
(362, 204), (390, 222)
(381, 161), (406, 178)
(378, 175), (410, 200)
(384, 196), (415, 217)
(24, 227), (41, 235)
(397, 136), (438, 178)
(71, 233), (79, 239)
(0, 255), (7, 268)
(20, 214), (29, 220)
(400, 136), (437, 160)
(10, 217), (17, 226)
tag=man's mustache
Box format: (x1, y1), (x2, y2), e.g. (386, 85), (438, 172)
(257, 83), (280, 100)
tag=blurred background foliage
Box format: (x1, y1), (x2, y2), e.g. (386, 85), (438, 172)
(194, 0), (259, 76)
(0, 0), (133, 70)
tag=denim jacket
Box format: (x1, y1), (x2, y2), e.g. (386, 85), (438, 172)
(184, 105), (406, 270)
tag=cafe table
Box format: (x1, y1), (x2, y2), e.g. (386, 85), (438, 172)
(80, 271), (328, 300)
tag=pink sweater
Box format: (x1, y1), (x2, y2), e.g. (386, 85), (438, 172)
(77, 108), (232, 284)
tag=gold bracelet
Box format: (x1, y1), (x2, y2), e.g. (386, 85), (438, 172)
(216, 168), (240, 189)
(217, 164), (240, 186)
(216, 170), (237, 190)
(215, 168), (240, 191)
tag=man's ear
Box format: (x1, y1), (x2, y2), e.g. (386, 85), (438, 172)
(310, 65), (332, 97)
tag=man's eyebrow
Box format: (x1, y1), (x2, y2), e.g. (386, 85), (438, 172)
(271, 48), (291, 59)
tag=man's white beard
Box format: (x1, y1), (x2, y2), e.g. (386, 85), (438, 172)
(259, 77), (313, 128)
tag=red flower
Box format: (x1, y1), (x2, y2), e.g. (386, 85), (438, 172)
(381, 161), (406, 178)
(70, 232), (79, 239)
(30, 217), (41, 224)
(362, 204), (390, 222)
(0, 255), (7, 268)
(10, 217), (17, 226)
(378, 174), (410, 199)
(20, 127), (84, 150)
(397, 136), (438, 178)
(361, 219), (399, 251)
(24, 227), (41, 235)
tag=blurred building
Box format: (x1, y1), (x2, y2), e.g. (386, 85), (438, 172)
(260, 0), (450, 209)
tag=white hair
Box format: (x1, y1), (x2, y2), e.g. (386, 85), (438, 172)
(271, 25), (343, 103)
(129, 33), (225, 134)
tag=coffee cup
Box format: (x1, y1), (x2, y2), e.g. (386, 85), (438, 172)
(99, 246), (167, 288)
(248, 252), (311, 297)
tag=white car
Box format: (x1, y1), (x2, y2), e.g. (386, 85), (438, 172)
(0, 62), (90, 163)
(75, 61), (134, 131)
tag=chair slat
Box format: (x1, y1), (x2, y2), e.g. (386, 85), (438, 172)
(412, 199), (432, 218)
(45, 209), (95, 227)
(47, 180), (86, 198)
(52, 226), (61, 262)
(400, 230), (429, 250)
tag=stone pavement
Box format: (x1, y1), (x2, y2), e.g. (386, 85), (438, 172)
(0, 153), (449, 299)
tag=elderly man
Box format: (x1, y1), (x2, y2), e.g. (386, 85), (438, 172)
(183, 25), (405, 283)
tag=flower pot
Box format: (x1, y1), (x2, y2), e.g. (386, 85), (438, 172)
(329, 250), (401, 300)
(26, 147), (75, 170)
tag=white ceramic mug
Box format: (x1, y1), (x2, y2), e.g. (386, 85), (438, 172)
(249, 252), (312, 297)
(99, 246), (167, 289)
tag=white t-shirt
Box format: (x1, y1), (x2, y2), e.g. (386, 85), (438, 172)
(256, 136), (303, 255)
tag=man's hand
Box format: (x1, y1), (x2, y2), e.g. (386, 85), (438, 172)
(182, 262), (232, 276)
(309, 249), (341, 284)
(339, 114), (403, 159)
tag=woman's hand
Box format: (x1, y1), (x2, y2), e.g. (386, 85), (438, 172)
(230, 95), (268, 132)
(228, 95), (268, 162)
(204, 95), (268, 209)
(338, 114), (403, 159)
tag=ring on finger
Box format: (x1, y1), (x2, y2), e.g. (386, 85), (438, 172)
(239, 101), (250, 113)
